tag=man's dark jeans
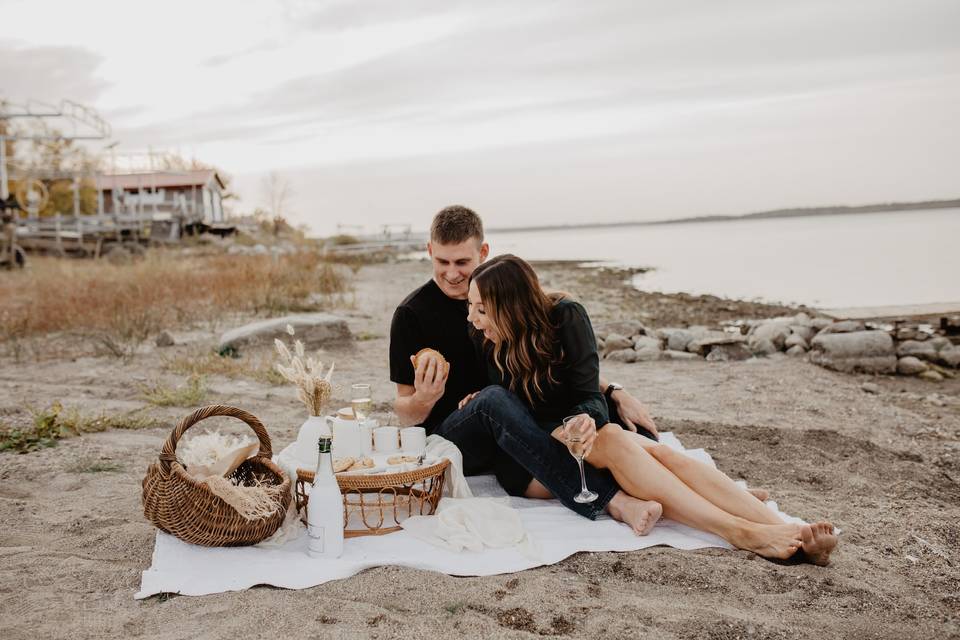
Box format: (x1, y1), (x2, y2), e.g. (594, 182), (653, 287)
(432, 385), (620, 519)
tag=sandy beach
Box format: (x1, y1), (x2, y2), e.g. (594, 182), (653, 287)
(1, 257), (958, 640)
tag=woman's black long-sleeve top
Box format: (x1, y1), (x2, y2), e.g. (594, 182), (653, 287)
(474, 298), (609, 431)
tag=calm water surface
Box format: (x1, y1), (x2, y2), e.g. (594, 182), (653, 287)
(486, 208), (960, 308)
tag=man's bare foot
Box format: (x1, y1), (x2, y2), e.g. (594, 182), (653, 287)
(738, 522), (805, 560)
(606, 492), (662, 536)
(800, 522), (837, 566)
(747, 488), (770, 502)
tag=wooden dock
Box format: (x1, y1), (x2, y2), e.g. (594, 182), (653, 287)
(14, 212), (184, 256)
(819, 302), (960, 320)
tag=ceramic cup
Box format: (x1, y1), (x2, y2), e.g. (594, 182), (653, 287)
(400, 427), (426, 456)
(358, 420), (375, 457)
(373, 426), (400, 453)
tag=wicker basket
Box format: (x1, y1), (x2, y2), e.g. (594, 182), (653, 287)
(295, 460), (449, 537)
(142, 405), (291, 547)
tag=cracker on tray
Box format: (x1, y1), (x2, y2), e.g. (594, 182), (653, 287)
(332, 457), (355, 473)
(347, 457), (375, 472)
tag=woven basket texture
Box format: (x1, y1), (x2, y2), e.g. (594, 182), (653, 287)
(142, 404), (291, 547)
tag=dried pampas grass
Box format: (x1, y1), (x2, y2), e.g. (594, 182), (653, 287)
(274, 324), (335, 416)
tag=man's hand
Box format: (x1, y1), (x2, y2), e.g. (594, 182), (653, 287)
(610, 390), (658, 438)
(410, 351), (449, 405)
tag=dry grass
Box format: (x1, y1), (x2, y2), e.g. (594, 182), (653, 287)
(162, 349), (286, 385)
(138, 374), (207, 407)
(0, 249), (352, 356)
(0, 403), (164, 454)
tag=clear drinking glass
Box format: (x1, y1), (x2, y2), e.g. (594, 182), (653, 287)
(563, 415), (598, 504)
(350, 384), (372, 422)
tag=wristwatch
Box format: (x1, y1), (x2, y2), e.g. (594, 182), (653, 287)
(604, 382), (623, 400)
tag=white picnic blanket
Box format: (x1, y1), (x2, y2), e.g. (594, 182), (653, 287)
(135, 432), (798, 598)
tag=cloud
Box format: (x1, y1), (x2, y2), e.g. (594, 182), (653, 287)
(0, 41), (108, 105)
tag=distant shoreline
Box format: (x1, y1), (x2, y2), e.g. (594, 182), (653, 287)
(486, 198), (960, 234)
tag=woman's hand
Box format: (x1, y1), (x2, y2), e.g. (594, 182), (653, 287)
(552, 413), (599, 457)
(458, 391), (479, 410)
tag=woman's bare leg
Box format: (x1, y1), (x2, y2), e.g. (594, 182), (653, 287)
(613, 429), (783, 526)
(581, 431), (807, 559)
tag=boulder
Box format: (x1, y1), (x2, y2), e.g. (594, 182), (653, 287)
(155, 331), (175, 348)
(918, 370), (944, 382)
(750, 322), (792, 350)
(929, 336), (951, 351)
(747, 337), (778, 356)
(786, 345), (807, 358)
(633, 335), (662, 352)
(606, 348), (639, 363)
(896, 327), (918, 341)
(706, 343), (753, 362)
(687, 332), (745, 355)
(897, 340), (939, 362)
(810, 317), (834, 331)
(603, 333), (633, 355)
(784, 333), (809, 350)
(597, 320), (647, 340)
(633, 348), (661, 362)
(897, 356), (928, 376)
(861, 382), (880, 394)
(657, 328), (695, 352)
(816, 320), (865, 336)
(809, 330), (896, 374)
(938, 346), (960, 368)
(219, 313), (351, 352)
(661, 350), (702, 361)
(788, 325), (816, 343)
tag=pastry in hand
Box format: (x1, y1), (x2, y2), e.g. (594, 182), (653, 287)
(410, 348), (450, 376)
(332, 457), (355, 473)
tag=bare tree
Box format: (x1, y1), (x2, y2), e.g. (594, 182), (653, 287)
(261, 171), (293, 220)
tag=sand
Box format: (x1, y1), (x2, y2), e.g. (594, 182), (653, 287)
(1, 259), (958, 639)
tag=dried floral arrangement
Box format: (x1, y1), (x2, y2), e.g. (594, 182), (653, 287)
(274, 325), (335, 416)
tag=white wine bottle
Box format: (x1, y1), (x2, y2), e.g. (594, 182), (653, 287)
(306, 436), (344, 558)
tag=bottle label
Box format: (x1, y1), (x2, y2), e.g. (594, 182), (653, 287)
(307, 524), (325, 554)
(318, 437), (332, 454)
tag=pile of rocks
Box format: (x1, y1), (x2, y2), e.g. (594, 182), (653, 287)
(595, 314), (960, 380)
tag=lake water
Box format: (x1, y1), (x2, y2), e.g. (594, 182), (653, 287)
(485, 208), (960, 308)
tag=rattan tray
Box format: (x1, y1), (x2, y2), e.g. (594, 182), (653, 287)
(295, 459), (449, 537)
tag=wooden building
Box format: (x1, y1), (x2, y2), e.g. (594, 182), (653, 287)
(96, 169), (227, 225)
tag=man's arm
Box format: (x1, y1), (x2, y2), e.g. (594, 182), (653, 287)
(393, 354), (448, 426)
(598, 374), (659, 437)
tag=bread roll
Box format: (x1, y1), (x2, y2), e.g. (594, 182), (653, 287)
(410, 348), (450, 376)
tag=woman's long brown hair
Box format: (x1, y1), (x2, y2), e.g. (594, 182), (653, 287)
(470, 254), (563, 405)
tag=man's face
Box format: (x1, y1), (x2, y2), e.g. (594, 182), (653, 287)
(427, 239), (489, 300)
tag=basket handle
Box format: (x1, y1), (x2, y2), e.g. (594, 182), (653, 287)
(157, 404), (273, 474)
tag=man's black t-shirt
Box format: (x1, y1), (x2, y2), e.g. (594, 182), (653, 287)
(389, 279), (487, 432)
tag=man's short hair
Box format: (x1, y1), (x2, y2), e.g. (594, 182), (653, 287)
(430, 205), (484, 245)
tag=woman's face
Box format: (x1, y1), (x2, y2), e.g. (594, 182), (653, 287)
(467, 280), (500, 342)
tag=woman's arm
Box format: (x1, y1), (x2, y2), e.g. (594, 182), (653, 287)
(556, 301), (609, 426)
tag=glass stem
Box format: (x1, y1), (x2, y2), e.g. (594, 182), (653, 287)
(577, 456), (589, 494)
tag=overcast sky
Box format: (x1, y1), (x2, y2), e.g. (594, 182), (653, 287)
(2, 0), (958, 234)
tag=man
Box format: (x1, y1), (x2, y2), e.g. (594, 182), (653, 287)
(389, 205), (661, 532)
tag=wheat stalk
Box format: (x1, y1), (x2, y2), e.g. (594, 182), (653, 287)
(274, 325), (335, 416)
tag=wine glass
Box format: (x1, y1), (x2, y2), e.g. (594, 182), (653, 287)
(563, 415), (598, 504)
(350, 384), (372, 422)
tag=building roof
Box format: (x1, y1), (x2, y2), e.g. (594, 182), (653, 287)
(96, 170), (225, 191)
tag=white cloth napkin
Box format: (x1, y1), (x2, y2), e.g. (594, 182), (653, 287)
(425, 434), (473, 498)
(401, 497), (539, 559)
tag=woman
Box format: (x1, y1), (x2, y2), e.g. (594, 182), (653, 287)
(464, 254), (837, 565)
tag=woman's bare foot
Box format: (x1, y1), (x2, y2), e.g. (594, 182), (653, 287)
(606, 491), (663, 536)
(747, 488), (770, 502)
(800, 522), (837, 566)
(737, 522), (805, 560)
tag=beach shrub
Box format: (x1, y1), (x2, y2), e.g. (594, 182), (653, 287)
(138, 374), (207, 407)
(0, 249), (353, 355)
(0, 403), (163, 454)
